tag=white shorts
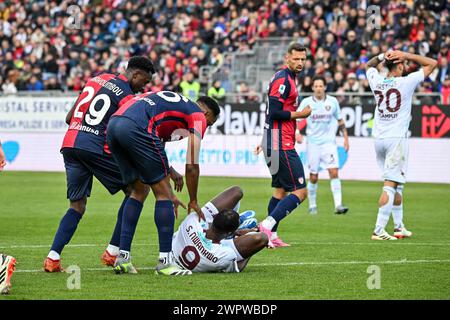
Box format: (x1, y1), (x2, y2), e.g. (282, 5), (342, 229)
(307, 142), (339, 174)
(374, 138), (409, 184)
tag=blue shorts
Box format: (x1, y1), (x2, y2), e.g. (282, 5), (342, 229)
(106, 116), (169, 186)
(62, 148), (125, 201)
(268, 149), (306, 192)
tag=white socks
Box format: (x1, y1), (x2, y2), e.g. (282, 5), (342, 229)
(159, 252), (172, 265)
(261, 216), (277, 231)
(307, 181), (317, 208)
(392, 185), (404, 229)
(374, 186), (396, 235)
(107, 244), (120, 256)
(330, 178), (342, 208)
(47, 250), (60, 260)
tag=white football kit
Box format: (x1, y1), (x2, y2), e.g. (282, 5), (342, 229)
(298, 95), (342, 174)
(171, 202), (243, 273)
(367, 67), (424, 183)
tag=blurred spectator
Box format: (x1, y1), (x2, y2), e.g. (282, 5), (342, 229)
(437, 57), (449, 87)
(343, 73), (361, 104)
(45, 77), (62, 91)
(208, 80), (226, 103)
(179, 72), (200, 101)
(236, 81), (259, 103)
(1, 70), (19, 94)
(0, 0), (447, 97)
(441, 75), (450, 104)
(109, 12), (128, 35)
(27, 75), (44, 91)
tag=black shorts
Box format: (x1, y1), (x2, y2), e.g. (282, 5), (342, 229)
(62, 148), (126, 201)
(265, 148), (306, 192)
(106, 116), (169, 186)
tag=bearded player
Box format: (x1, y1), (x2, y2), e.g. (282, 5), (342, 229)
(256, 43), (312, 248)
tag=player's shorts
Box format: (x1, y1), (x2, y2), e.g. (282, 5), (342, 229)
(374, 138), (409, 184)
(307, 142), (339, 174)
(62, 147), (125, 201)
(267, 149), (306, 192)
(106, 116), (169, 186)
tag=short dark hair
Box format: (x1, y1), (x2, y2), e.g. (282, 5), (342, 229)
(287, 43), (308, 55)
(127, 56), (155, 75)
(312, 75), (327, 86)
(212, 209), (240, 235)
(385, 59), (400, 71)
(197, 96), (221, 117)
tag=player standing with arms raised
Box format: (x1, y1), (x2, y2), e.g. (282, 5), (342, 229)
(366, 50), (437, 240)
(296, 75), (349, 215)
(256, 43), (311, 247)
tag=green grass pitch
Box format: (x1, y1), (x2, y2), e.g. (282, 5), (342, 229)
(0, 172), (449, 300)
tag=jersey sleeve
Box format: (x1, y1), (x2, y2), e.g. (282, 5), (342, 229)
(405, 69), (425, 88)
(366, 67), (380, 91)
(297, 97), (309, 112)
(333, 97), (342, 120)
(267, 72), (292, 121)
(268, 73), (290, 103)
(188, 112), (207, 139)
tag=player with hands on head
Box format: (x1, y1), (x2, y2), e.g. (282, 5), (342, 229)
(365, 49), (437, 240)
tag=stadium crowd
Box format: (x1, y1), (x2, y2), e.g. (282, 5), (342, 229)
(0, 0), (449, 103)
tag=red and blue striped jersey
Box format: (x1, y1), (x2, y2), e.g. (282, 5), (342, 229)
(264, 67), (299, 150)
(112, 91), (207, 142)
(62, 73), (134, 154)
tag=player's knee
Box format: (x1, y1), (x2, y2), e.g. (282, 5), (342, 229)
(293, 188), (307, 201)
(70, 199), (86, 215)
(394, 192), (402, 206)
(309, 174), (318, 184)
(230, 186), (244, 202)
(378, 192), (389, 207)
(329, 169), (339, 179)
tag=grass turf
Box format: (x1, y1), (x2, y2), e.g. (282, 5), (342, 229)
(0, 172), (449, 300)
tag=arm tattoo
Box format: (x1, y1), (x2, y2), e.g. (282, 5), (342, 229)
(338, 123), (347, 135)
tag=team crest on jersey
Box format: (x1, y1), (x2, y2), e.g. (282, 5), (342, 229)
(325, 105), (331, 111)
(298, 177), (304, 184)
(279, 85), (286, 94)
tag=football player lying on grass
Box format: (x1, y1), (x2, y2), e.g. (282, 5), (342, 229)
(170, 186), (269, 273)
(102, 186), (268, 274)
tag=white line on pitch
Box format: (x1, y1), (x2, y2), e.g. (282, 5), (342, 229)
(13, 259), (450, 273)
(2, 241), (450, 249)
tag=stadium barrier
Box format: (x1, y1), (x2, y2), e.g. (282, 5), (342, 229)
(1, 95), (449, 183)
